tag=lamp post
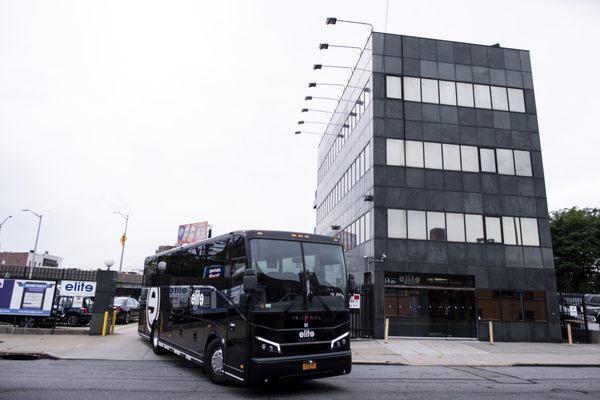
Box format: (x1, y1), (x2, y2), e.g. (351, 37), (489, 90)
(298, 121), (349, 128)
(313, 64), (354, 72)
(0, 215), (12, 254)
(114, 211), (129, 273)
(294, 131), (344, 138)
(305, 96), (364, 105)
(319, 43), (363, 53)
(325, 17), (374, 31)
(22, 209), (42, 279)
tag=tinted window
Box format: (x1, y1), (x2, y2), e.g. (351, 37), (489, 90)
(386, 76), (402, 99)
(474, 85), (491, 109)
(407, 210), (427, 240)
(406, 141), (424, 168)
(442, 144), (461, 171)
(427, 212), (446, 241)
(460, 145), (479, 172)
(424, 142), (443, 169)
(387, 139), (404, 166)
(490, 86), (509, 111)
(497, 149), (515, 175)
(480, 148), (496, 173)
(457, 83), (474, 107)
(485, 217), (502, 243)
(388, 209), (407, 239)
(465, 214), (484, 243)
(439, 81), (456, 105)
(446, 213), (465, 242)
(421, 79), (439, 103)
(403, 77), (421, 101)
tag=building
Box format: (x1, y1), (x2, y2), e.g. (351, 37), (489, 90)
(313, 32), (560, 341)
(0, 251), (63, 268)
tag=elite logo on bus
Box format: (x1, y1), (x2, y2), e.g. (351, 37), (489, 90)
(299, 329), (315, 339)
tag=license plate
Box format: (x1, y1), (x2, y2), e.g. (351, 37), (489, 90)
(302, 361), (317, 371)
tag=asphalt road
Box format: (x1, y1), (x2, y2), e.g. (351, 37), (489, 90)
(1, 358), (599, 400)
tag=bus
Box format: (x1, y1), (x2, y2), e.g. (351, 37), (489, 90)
(138, 230), (355, 385)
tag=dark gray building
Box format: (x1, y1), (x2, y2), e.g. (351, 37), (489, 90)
(313, 32), (560, 341)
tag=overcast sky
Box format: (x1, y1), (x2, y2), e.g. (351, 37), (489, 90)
(1, 0), (598, 270)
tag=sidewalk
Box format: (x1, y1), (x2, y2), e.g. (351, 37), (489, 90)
(351, 338), (600, 366)
(1, 325), (600, 366)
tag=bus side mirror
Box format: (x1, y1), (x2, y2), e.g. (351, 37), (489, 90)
(243, 269), (257, 292)
(348, 274), (357, 294)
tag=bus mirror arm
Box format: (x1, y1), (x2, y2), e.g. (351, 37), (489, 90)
(348, 274), (357, 294)
(243, 269), (257, 292)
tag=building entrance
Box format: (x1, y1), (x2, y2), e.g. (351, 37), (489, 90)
(384, 273), (477, 338)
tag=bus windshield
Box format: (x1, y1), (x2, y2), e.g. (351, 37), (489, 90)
(249, 239), (347, 312)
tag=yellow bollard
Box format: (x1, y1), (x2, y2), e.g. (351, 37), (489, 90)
(384, 318), (390, 343)
(101, 311), (109, 336)
(489, 320), (494, 345)
(111, 310), (117, 334)
(567, 323), (573, 346)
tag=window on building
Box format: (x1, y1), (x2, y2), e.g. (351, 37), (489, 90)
(480, 148), (497, 173)
(421, 78), (439, 104)
(460, 145), (479, 172)
(520, 218), (540, 246)
(465, 214), (484, 243)
(476, 290), (501, 320)
(500, 291), (523, 321)
(406, 140), (424, 168)
(456, 82), (474, 107)
(384, 288), (399, 317)
(403, 77), (421, 102)
(442, 144), (461, 171)
(427, 212), (446, 241)
(386, 76), (402, 99)
(485, 217), (502, 244)
(496, 149), (515, 175)
(388, 209), (407, 239)
(490, 86), (509, 111)
(514, 150), (532, 177)
(424, 142), (443, 169)
(502, 217), (518, 245)
(474, 84), (492, 109)
(446, 213), (465, 242)
(365, 211), (371, 242)
(439, 81), (456, 106)
(523, 291), (547, 322)
(508, 88), (526, 113)
(386, 139), (404, 166)
(407, 210), (427, 240)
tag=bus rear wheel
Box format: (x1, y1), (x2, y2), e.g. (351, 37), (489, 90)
(205, 339), (227, 384)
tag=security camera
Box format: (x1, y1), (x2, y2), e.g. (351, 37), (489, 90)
(363, 256), (368, 260)
(380, 253), (387, 262)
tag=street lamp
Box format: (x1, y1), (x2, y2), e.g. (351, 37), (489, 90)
(298, 121), (349, 128)
(325, 17), (374, 31)
(319, 43), (363, 52)
(295, 131), (344, 138)
(105, 259), (115, 271)
(22, 209), (42, 279)
(301, 108), (332, 115)
(313, 64), (353, 72)
(308, 82), (370, 92)
(305, 96), (364, 105)
(114, 211), (129, 274)
(0, 215), (12, 254)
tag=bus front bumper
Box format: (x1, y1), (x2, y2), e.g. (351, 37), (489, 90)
(249, 350), (352, 384)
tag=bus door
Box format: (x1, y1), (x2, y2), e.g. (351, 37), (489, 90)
(224, 257), (248, 381)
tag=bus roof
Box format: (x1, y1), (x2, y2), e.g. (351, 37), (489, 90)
(148, 230), (340, 260)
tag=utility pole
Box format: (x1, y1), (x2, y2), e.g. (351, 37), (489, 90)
(114, 212), (129, 273)
(22, 209), (42, 279)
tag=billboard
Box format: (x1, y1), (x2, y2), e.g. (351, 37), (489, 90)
(0, 279), (56, 316)
(177, 221), (209, 245)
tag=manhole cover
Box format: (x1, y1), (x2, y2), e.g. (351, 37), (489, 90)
(0, 352), (57, 361)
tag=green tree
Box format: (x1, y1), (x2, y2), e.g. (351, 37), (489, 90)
(550, 207), (600, 292)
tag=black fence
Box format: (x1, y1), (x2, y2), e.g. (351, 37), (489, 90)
(350, 284), (374, 339)
(0, 265), (97, 281)
(558, 292), (591, 344)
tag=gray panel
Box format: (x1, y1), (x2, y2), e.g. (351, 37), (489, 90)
(420, 60), (438, 78)
(406, 168), (426, 188)
(402, 36), (419, 59)
(438, 62), (455, 80)
(505, 246), (524, 268)
(422, 104), (441, 123)
(436, 41), (454, 63)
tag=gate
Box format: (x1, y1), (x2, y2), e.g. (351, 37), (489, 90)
(350, 284), (374, 339)
(558, 292), (590, 344)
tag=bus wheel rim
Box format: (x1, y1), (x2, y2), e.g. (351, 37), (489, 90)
(211, 348), (223, 374)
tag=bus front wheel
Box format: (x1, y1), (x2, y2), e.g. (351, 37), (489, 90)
(204, 339), (227, 385)
(151, 324), (165, 355)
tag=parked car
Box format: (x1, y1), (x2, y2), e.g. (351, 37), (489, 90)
(584, 294), (600, 322)
(113, 297), (140, 324)
(55, 296), (94, 326)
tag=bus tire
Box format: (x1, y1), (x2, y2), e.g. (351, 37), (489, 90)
(151, 323), (165, 355)
(204, 339), (227, 385)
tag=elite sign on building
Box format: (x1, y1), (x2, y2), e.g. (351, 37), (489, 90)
(0, 279), (56, 316)
(59, 280), (96, 297)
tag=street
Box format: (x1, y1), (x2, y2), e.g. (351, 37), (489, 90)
(1, 357), (599, 400)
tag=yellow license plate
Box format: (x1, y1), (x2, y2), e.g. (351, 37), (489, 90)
(302, 362), (317, 371)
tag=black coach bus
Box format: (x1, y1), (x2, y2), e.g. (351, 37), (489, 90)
(138, 230), (355, 385)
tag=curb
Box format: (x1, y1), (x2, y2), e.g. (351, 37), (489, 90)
(0, 326), (89, 335)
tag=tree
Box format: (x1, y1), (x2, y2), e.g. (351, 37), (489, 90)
(550, 207), (600, 292)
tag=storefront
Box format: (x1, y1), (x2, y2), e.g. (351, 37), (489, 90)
(384, 272), (477, 338)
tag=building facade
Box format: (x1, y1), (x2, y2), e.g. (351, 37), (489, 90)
(0, 251), (62, 268)
(314, 32), (560, 341)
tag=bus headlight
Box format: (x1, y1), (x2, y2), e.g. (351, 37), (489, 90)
(256, 336), (281, 354)
(331, 332), (349, 349)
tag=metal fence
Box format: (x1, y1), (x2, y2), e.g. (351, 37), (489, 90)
(350, 284), (374, 339)
(0, 265), (97, 281)
(558, 292), (590, 344)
